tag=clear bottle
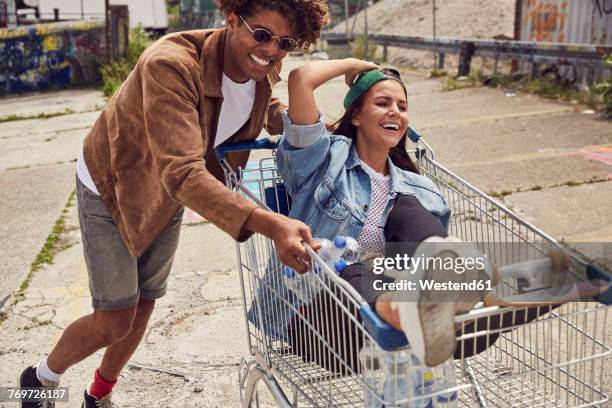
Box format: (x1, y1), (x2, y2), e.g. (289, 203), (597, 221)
(282, 266), (321, 304)
(284, 236), (361, 301)
(333, 236), (362, 274)
(434, 358), (458, 407)
(382, 348), (415, 408)
(411, 355), (435, 408)
(318, 237), (348, 272)
(342, 236), (361, 263)
(359, 339), (384, 408)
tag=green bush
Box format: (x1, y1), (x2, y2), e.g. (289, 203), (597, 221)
(352, 35), (379, 61)
(101, 25), (152, 97)
(429, 69), (447, 78)
(594, 55), (612, 117)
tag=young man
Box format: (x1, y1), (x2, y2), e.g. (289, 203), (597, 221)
(19, 1), (329, 406)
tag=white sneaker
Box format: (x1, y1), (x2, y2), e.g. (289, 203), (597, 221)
(390, 236), (497, 366)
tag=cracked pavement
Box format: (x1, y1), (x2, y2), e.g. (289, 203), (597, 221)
(0, 56), (611, 407)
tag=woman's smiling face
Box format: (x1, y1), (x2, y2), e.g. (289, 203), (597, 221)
(352, 80), (409, 152)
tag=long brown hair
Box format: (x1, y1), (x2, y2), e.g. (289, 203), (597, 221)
(332, 70), (419, 174)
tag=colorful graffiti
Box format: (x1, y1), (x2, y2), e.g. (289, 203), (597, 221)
(0, 21), (107, 95)
(0, 12), (129, 96)
(592, 0), (612, 18)
(524, 0), (569, 42)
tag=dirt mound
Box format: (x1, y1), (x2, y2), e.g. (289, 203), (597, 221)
(331, 0), (515, 39)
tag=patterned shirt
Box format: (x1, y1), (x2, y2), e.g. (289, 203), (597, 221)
(357, 160), (392, 255)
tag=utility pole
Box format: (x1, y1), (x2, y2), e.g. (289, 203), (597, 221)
(105, 0), (112, 63)
(80, 0), (84, 19)
(344, 0), (350, 39)
(432, 0), (437, 69)
(364, 0), (369, 59)
(7, 0), (16, 28)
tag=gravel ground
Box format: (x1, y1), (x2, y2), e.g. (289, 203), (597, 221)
(331, 0), (516, 39)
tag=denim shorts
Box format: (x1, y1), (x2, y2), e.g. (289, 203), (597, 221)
(76, 176), (183, 310)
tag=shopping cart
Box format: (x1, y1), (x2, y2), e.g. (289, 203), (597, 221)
(216, 130), (611, 408)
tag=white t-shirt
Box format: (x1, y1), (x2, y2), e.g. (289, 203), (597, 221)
(76, 73), (256, 195)
(357, 160), (392, 255)
(76, 148), (100, 194)
(214, 73), (256, 147)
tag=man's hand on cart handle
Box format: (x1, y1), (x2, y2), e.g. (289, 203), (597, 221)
(245, 208), (319, 273)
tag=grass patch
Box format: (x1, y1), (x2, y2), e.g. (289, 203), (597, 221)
(101, 25), (152, 97)
(19, 317), (53, 331)
(594, 55), (612, 117)
(183, 220), (210, 227)
(487, 177), (609, 201)
(550, 178), (609, 188)
(489, 189), (513, 199)
(6, 165), (31, 171)
(438, 58), (611, 114)
(0, 109), (76, 123)
(429, 69), (448, 78)
(351, 35), (380, 61)
(478, 66), (609, 112)
(12, 190), (76, 305)
(442, 71), (484, 91)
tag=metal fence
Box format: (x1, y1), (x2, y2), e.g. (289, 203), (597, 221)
(322, 32), (612, 82)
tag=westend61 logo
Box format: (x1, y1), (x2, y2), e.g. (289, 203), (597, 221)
(372, 253), (487, 275)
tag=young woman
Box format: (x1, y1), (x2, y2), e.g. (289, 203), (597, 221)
(275, 58), (496, 368)
(273, 59), (585, 370)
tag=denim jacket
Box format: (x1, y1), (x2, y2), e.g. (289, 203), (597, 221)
(247, 111), (451, 340)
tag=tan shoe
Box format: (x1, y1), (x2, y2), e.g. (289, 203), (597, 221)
(390, 236), (498, 367)
(483, 248), (608, 306)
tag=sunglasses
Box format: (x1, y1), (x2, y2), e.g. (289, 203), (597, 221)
(239, 16), (299, 52)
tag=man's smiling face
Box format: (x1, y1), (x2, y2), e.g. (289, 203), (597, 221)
(225, 9), (294, 82)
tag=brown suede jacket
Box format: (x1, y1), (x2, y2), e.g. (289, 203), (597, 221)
(83, 28), (286, 257)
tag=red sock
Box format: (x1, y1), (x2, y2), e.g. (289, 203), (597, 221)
(89, 369), (117, 400)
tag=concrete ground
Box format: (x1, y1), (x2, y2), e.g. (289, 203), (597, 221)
(0, 56), (610, 407)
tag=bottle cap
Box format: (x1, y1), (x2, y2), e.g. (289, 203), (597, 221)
(335, 259), (347, 273)
(436, 392), (458, 403)
(333, 235), (347, 249)
(282, 266), (296, 278)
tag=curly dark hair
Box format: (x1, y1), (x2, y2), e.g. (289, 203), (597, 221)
(214, 0), (329, 48)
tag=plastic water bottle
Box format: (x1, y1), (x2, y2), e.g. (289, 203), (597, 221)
(282, 266), (321, 304)
(318, 237), (348, 272)
(382, 348), (414, 408)
(284, 236), (361, 302)
(434, 359), (458, 407)
(411, 355), (435, 408)
(359, 339), (384, 408)
(333, 236), (361, 273)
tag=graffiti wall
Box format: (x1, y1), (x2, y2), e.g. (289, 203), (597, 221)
(0, 8), (128, 96)
(521, 0), (612, 45)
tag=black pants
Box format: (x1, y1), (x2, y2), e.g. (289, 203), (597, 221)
(287, 195), (555, 372)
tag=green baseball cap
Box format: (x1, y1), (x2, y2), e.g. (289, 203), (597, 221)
(343, 68), (404, 110)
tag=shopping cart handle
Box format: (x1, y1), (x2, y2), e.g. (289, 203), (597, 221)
(215, 138), (278, 162)
(408, 127), (422, 143)
(587, 263), (612, 305)
(360, 304), (409, 350)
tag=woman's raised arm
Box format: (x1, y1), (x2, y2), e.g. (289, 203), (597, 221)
(287, 58), (379, 125)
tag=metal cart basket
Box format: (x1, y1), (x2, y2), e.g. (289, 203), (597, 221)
(216, 131), (611, 408)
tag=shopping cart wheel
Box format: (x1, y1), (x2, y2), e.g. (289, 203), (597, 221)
(238, 357), (292, 408)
